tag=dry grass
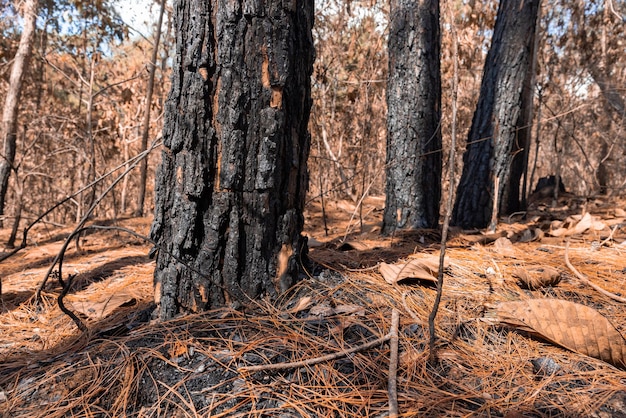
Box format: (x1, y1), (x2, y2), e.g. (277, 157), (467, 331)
(1, 198), (626, 417)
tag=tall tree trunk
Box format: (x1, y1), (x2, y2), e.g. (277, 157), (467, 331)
(84, 56), (97, 213)
(383, 0), (442, 233)
(452, 0), (540, 229)
(0, 0), (39, 227)
(150, 0), (314, 319)
(134, 0), (167, 217)
(504, 10), (540, 214)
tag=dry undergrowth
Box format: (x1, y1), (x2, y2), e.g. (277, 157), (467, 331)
(1, 197), (625, 417)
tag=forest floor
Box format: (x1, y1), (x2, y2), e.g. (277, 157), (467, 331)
(1, 193), (626, 417)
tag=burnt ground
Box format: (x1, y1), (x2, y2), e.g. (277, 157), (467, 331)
(1, 195), (626, 417)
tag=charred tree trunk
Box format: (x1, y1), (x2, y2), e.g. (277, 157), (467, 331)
(452, 0), (540, 229)
(504, 26), (538, 214)
(150, 0), (314, 319)
(0, 0), (39, 227)
(383, 0), (442, 233)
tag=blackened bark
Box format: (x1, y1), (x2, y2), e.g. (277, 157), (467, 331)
(150, 0), (314, 319)
(383, 0), (442, 233)
(505, 5), (540, 214)
(452, 0), (540, 229)
(504, 60), (535, 213)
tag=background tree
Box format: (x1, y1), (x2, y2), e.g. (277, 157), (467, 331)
(452, 0), (541, 229)
(308, 0), (388, 234)
(534, 0), (626, 198)
(383, 0), (442, 233)
(134, 0), (167, 218)
(150, 0), (315, 319)
(0, 0), (170, 243)
(0, 0), (39, 227)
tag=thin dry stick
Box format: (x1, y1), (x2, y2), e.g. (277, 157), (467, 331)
(402, 291), (424, 325)
(600, 225), (619, 247)
(429, 3), (459, 364)
(489, 175), (500, 233)
(239, 325), (392, 373)
(565, 238), (626, 303)
(388, 308), (400, 418)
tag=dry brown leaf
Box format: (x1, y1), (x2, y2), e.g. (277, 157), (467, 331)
(338, 240), (373, 251)
(380, 256), (447, 285)
(334, 304), (366, 316)
(66, 294), (136, 320)
(306, 303), (365, 318)
(287, 296), (312, 314)
(306, 236), (324, 248)
(519, 228), (544, 243)
(493, 237), (516, 256)
(549, 213), (607, 237)
(459, 231), (505, 245)
(492, 299), (626, 369)
(309, 304), (335, 317)
(511, 266), (561, 289)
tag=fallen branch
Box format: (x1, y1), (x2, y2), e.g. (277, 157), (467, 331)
(238, 316), (396, 374)
(387, 308), (400, 418)
(565, 238), (626, 303)
(43, 224), (222, 332)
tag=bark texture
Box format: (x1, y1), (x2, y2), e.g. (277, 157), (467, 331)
(383, 0), (442, 233)
(150, 0), (314, 319)
(0, 0), (39, 225)
(452, 0), (540, 229)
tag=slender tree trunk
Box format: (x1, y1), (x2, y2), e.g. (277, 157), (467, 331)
(84, 56), (97, 213)
(590, 4), (624, 195)
(452, 0), (540, 229)
(134, 0), (167, 217)
(383, 0), (442, 233)
(0, 0), (39, 227)
(150, 0), (314, 319)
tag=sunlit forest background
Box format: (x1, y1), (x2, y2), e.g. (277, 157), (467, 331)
(1, 0), (624, 240)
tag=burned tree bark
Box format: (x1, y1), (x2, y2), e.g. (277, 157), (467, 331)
(452, 0), (540, 229)
(383, 0), (442, 233)
(150, 0), (314, 319)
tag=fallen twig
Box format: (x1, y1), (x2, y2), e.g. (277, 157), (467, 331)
(428, 3), (459, 364)
(565, 238), (626, 303)
(388, 308), (400, 418)
(402, 291), (424, 325)
(238, 320), (393, 373)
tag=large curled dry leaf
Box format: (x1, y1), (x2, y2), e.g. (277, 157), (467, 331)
(492, 299), (626, 369)
(493, 237), (516, 257)
(338, 240), (375, 251)
(380, 256), (448, 285)
(511, 266), (561, 290)
(549, 213), (607, 237)
(66, 293), (137, 320)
